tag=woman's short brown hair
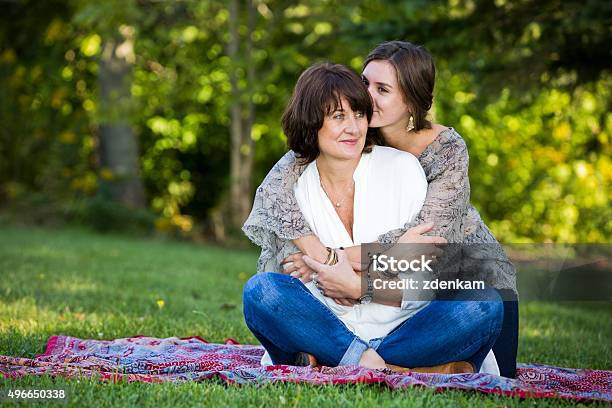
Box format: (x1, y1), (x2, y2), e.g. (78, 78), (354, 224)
(364, 41), (435, 132)
(282, 63), (375, 163)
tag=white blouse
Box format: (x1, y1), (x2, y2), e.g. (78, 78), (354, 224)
(294, 146), (429, 341)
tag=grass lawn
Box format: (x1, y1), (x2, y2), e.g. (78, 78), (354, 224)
(0, 225), (609, 407)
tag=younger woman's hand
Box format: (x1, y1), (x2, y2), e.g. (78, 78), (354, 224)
(395, 222), (447, 261)
(398, 222), (447, 244)
(281, 252), (315, 283)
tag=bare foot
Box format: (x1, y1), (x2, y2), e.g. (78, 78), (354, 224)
(358, 348), (387, 370)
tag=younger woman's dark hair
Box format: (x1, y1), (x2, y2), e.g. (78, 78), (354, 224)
(364, 40), (435, 131)
(282, 63), (376, 163)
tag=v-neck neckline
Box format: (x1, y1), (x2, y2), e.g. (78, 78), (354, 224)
(313, 152), (371, 245)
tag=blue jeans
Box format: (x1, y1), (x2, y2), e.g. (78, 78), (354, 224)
(243, 272), (504, 371)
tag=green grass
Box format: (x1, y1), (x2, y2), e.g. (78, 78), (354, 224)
(0, 225), (609, 407)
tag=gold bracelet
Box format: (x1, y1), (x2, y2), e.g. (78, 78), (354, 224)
(325, 247), (334, 265)
(325, 247), (338, 265)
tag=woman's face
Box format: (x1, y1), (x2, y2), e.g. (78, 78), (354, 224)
(362, 60), (411, 129)
(317, 97), (368, 161)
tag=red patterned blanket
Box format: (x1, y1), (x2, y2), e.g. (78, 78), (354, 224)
(0, 336), (609, 402)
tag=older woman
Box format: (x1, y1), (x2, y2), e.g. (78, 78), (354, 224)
(242, 63), (503, 373)
(243, 41), (518, 378)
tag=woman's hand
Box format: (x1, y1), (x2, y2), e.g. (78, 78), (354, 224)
(302, 249), (361, 300)
(371, 223), (446, 269)
(281, 252), (315, 283)
(398, 222), (447, 244)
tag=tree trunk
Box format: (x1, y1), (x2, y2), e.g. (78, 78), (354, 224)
(240, 0), (256, 221)
(228, 0), (242, 229)
(97, 28), (145, 208)
(228, 0), (256, 230)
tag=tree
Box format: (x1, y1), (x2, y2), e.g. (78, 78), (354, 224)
(74, 0), (146, 208)
(98, 24), (145, 208)
(227, 0), (257, 230)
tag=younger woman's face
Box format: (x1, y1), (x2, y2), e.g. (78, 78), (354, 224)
(317, 97), (368, 161)
(362, 60), (410, 129)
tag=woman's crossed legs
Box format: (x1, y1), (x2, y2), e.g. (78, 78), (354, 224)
(243, 272), (503, 371)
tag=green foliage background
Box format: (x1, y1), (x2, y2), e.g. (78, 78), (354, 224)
(0, 0), (609, 242)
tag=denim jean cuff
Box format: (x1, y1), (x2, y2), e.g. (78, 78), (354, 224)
(367, 338), (383, 351)
(338, 337), (369, 366)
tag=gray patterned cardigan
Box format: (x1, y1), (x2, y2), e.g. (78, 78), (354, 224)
(243, 128), (517, 293)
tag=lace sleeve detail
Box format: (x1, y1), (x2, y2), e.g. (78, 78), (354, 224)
(242, 150), (313, 272)
(377, 132), (470, 244)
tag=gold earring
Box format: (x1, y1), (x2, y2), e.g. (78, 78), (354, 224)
(406, 115), (415, 133)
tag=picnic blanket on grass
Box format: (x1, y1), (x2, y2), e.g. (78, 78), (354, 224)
(0, 335), (610, 402)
